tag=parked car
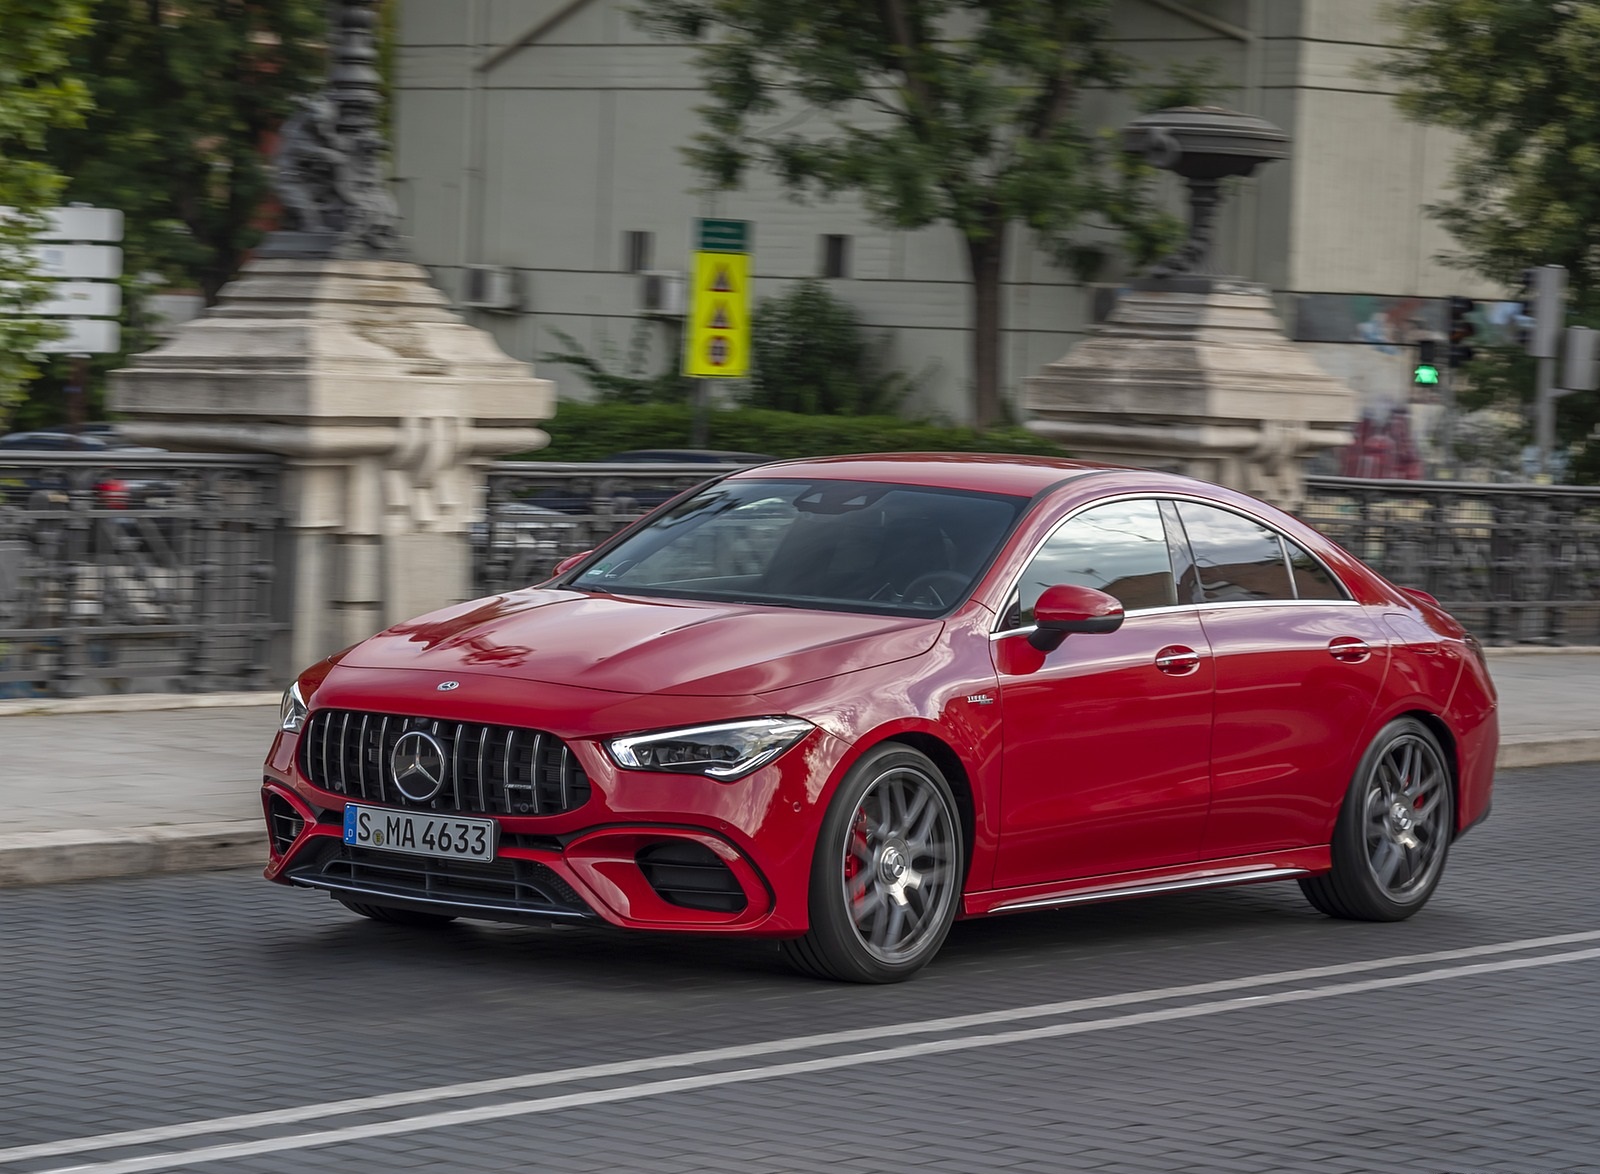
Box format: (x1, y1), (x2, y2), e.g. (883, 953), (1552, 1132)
(0, 428), (174, 511)
(263, 455), (1497, 982)
(511, 449), (774, 515)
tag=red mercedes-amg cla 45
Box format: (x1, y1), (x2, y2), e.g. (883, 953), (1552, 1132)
(262, 455), (1498, 982)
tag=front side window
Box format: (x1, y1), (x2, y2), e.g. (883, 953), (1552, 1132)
(569, 478), (1027, 616)
(1175, 502), (1295, 603)
(1012, 499), (1177, 626)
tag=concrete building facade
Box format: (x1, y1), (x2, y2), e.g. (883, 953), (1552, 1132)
(392, 0), (1497, 431)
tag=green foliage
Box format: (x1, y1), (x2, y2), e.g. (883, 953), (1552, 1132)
(1382, 0), (1600, 479)
(748, 280), (914, 415)
(45, 0), (326, 304)
(631, 0), (1180, 428)
(0, 0), (93, 428)
(541, 325), (695, 404)
(525, 401), (1066, 461)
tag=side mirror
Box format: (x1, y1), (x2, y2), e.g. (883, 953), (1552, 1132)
(553, 550), (593, 577)
(1028, 584), (1124, 652)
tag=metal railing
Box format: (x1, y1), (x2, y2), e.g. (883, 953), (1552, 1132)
(479, 464), (1600, 646)
(1300, 475), (1600, 645)
(474, 461), (752, 596)
(0, 452), (286, 698)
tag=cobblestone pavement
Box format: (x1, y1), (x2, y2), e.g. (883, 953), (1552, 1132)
(0, 764), (1596, 1174)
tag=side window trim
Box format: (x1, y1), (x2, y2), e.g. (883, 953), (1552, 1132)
(1159, 499), (1203, 606)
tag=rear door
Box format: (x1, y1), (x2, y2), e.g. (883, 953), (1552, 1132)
(1171, 501), (1390, 859)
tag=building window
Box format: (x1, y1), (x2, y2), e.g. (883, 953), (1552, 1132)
(624, 231), (654, 273)
(821, 234), (851, 279)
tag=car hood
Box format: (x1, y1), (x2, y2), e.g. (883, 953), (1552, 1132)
(338, 589), (942, 697)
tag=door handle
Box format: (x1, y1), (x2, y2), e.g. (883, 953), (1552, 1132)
(1328, 636), (1372, 663)
(1155, 645), (1201, 675)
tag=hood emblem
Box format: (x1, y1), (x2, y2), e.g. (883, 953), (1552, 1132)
(390, 730), (448, 802)
(437, 680), (460, 692)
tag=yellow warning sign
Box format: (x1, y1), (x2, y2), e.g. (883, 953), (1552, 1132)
(685, 249), (750, 378)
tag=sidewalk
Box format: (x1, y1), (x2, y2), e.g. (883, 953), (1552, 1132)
(1, 650), (1596, 887)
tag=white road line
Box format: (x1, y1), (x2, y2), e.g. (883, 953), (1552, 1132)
(0, 934), (1593, 1170)
(29, 944), (1600, 1174)
(4, 929), (1598, 1167)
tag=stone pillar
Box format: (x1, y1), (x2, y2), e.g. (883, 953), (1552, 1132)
(110, 257), (551, 675)
(1026, 278), (1355, 508)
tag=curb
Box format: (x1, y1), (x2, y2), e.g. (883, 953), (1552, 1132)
(0, 692), (280, 719)
(1496, 735), (1600, 770)
(0, 739), (1593, 891)
(0, 822), (265, 888)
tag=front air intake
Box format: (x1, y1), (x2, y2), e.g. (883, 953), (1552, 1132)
(637, 841), (748, 914)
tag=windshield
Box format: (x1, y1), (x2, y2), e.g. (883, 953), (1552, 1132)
(569, 478), (1029, 616)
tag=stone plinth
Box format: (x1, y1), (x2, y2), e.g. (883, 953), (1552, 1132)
(1025, 279), (1355, 507)
(112, 258), (552, 675)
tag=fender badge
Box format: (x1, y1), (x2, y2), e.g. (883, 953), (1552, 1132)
(437, 680), (460, 692)
(966, 693), (995, 705)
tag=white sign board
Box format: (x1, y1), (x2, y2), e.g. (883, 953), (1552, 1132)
(35, 281), (121, 318)
(28, 244), (123, 281)
(40, 207), (124, 243)
(33, 318), (121, 354)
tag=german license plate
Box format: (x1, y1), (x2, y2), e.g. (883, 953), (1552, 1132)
(342, 805), (496, 862)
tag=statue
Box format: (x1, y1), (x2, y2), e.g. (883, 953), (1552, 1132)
(266, 0), (400, 258)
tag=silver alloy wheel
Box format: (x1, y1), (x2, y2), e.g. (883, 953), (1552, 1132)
(1361, 732), (1450, 901)
(840, 765), (959, 965)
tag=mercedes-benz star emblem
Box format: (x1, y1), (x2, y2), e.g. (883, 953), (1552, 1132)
(390, 730), (448, 803)
(437, 680), (460, 692)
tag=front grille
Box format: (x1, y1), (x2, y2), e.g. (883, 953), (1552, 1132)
(287, 842), (596, 921)
(298, 710), (591, 816)
(637, 841), (748, 914)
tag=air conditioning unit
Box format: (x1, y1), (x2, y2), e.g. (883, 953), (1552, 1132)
(639, 270), (686, 317)
(462, 264), (519, 312)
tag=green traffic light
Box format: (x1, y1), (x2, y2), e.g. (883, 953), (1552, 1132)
(1413, 364), (1440, 385)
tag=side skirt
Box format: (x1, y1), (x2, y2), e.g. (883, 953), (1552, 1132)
(964, 847), (1331, 918)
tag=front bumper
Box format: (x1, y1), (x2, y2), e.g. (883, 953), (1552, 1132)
(262, 721), (851, 936)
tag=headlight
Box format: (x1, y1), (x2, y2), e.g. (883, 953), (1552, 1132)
(279, 681), (308, 734)
(607, 717), (813, 780)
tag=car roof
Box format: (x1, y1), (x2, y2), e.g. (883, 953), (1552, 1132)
(727, 452), (1129, 497)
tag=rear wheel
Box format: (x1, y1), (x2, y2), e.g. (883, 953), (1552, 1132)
(336, 897), (458, 928)
(1300, 717), (1454, 921)
(781, 744), (963, 983)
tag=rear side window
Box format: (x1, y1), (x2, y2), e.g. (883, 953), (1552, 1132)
(1175, 502), (1294, 603)
(1285, 540), (1347, 600)
(1016, 499), (1177, 624)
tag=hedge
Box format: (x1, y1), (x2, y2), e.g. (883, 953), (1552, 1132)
(517, 402), (1066, 462)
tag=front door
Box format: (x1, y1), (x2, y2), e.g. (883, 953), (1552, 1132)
(992, 499), (1215, 889)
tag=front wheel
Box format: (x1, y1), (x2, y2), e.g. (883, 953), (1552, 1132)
(781, 744), (964, 983)
(1300, 717), (1454, 921)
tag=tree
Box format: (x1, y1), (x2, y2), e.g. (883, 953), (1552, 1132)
(45, 0), (326, 306)
(0, 0), (92, 428)
(632, 0), (1178, 429)
(1382, 0), (1600, 480)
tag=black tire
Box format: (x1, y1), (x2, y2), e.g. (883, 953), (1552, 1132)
(1299, 717), (1454, 921)
(780, 744), (964, 983)
(336, 897), (459, 928)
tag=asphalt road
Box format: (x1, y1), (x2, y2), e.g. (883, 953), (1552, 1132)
(2, 764), (1596, 1174)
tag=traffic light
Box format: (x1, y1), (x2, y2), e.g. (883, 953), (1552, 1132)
(1518, 265), (1568, 357)
(1516, 268), (1537, 349)
(1447, 296), (1476, 366)
(1414, 338), (1440, 386)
